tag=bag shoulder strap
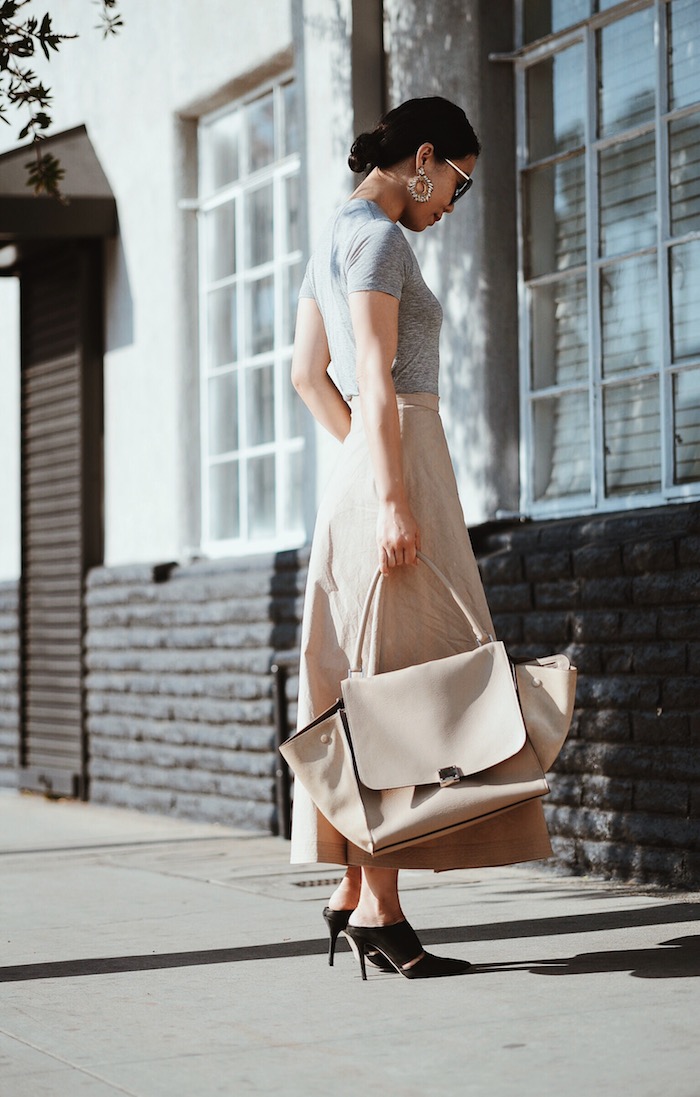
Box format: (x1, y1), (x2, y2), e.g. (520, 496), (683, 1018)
(349, 551), (491, 674)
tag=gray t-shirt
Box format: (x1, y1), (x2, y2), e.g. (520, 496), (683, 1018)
(299, 199), (442, 397)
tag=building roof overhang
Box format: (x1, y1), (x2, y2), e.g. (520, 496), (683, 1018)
(0, 125), (117, 271)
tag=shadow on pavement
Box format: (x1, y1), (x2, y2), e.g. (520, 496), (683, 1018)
(470, 935), (700, 979)
(1, 902), (698, 983)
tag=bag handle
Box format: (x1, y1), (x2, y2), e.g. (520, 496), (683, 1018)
(349, 551), (492, 675)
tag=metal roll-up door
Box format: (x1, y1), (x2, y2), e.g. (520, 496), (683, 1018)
(19, 244), (103, 798)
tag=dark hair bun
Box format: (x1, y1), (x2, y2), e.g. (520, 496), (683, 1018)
(347, 97), (481, 176)
(348, 131), (381, 173)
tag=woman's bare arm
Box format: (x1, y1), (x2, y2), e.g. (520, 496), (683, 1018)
(350, 290), (420, 573)
(291, 298), (351, 442)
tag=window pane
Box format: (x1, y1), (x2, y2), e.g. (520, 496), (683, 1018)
(527, 46), (586, 161)
(523, 0), (590, 43)
(248, 455), (276, 538)
(284, 449), (305, 536)
(673, 368), (700, 483)
(531, 276), (588, 389)
(603, 378), (661, 495)
(285, 173), (301, 253)
(208, 372), (238, 455)
(246, 276), (274, 357)
(669, 112), (700, 236)
(599, 132), (656, 256)
(283, 82), (300, 156)
(204, 201), (236, 282)
(669, 0), (700, 110)
(246, 365), (275, 446)
(601, 257), (658, 377)
(671, 240), (700, 359)
(247, 94), (275, 173)
(209, 462), (239, 540)
(598, 9), (655, 138)
(207, 287), (237, 368)
(282, 261), (304, 347)
(200, 111), (240, 195)
(245, 185), (274, 268)
(525, 155), (586, 277)
(533, 391), (591, 500)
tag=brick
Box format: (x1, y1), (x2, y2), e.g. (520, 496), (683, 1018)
(688, 643), (700, 675)
(524, 550), (572, 582)
(658, 607), (700, 640)
(662, 676), (700, 710)
(689, 784), (700, 819)
(633, 641), (686, 675)
(622, 539), (676, 575)
(565, 742), (699, 781)
(633, 568), (700, 606)
(581, 774), (634, 812)
(486, 583), (532, 613)
(618, 610), (658, 640)
(535, 579), (581, 610)
(633, 780), (690, 815)
(678, 535), (700, 565)
(632, 711), (690, 746)
(560, 643), (601, 674)
(479, 551), (524, 585)
(546, 773), (582, 807)
(580, 576), (633, 608)
(575, 675), (660, 710)
(571, 611), (619, 642)
(618, 811), (699, 850)
(490, 613), (523, 643)
(521, 611), (570, 646)
(601, 646), (634, 674)
(572, 544), (622, 578)
(575, 708), (631, 743)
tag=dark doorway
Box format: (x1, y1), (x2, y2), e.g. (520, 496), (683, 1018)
(19, 243), (104, 798)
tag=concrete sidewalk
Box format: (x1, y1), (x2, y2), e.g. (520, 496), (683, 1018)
(1, 790), (698, 1097)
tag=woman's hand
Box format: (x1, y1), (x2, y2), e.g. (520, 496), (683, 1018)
(376, 499), (420, 574)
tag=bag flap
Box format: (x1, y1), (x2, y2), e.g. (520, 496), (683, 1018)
(340, 641), (526, 791)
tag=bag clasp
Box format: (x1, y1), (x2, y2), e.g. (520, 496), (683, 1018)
(438, 766), (463, 787)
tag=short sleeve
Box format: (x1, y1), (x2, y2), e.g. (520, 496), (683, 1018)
(298, 259), (315, 299)
(346, 220), (408, 300)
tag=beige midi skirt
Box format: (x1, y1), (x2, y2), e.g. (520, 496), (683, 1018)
(290, 393), (552, 870)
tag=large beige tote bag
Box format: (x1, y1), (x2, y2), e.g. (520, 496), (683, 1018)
(281, 553), (576, 856)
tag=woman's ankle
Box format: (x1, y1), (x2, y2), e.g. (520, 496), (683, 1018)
(327, 867), (361, 911)
(348, 904), (404, 927)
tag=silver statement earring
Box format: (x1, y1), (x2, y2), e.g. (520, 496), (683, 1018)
(407, 165), (434, 203)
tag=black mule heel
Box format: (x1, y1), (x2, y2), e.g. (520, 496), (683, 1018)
(344, 920), (471, 981)
(322, 906), (349, 966)
(322, 907), (395, 971)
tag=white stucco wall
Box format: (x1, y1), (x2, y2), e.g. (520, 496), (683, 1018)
(0, 278), (20, 581)
(0, 0), (294, 568)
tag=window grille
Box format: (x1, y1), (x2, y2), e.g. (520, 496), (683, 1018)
(517, 0), (700, 515)
(197, 78), (306, 551)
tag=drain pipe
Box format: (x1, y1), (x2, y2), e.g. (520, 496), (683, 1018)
(271, 663), (292, 839)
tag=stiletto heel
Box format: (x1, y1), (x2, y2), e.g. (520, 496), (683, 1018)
(322, 906), (349, 966)
(345, 920), (471, 980)
(322, 907), (395, 971)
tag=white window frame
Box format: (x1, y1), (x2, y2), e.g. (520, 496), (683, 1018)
(514, 0), (700, 518)
(195, 73), (307, 557)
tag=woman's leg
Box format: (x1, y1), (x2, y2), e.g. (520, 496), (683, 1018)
(327, 866), (361, 911)
(350, 866), (424, 969)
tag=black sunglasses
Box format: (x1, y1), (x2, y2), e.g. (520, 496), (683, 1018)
(444, 158), (474, 203)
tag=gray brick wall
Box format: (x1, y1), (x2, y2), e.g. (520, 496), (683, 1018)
(84, 550), (307, 831)
(473, 501), (700, 888)
(0, 581), (19, 788)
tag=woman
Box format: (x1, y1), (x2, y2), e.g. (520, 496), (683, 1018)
(290, 97), (552, 979)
